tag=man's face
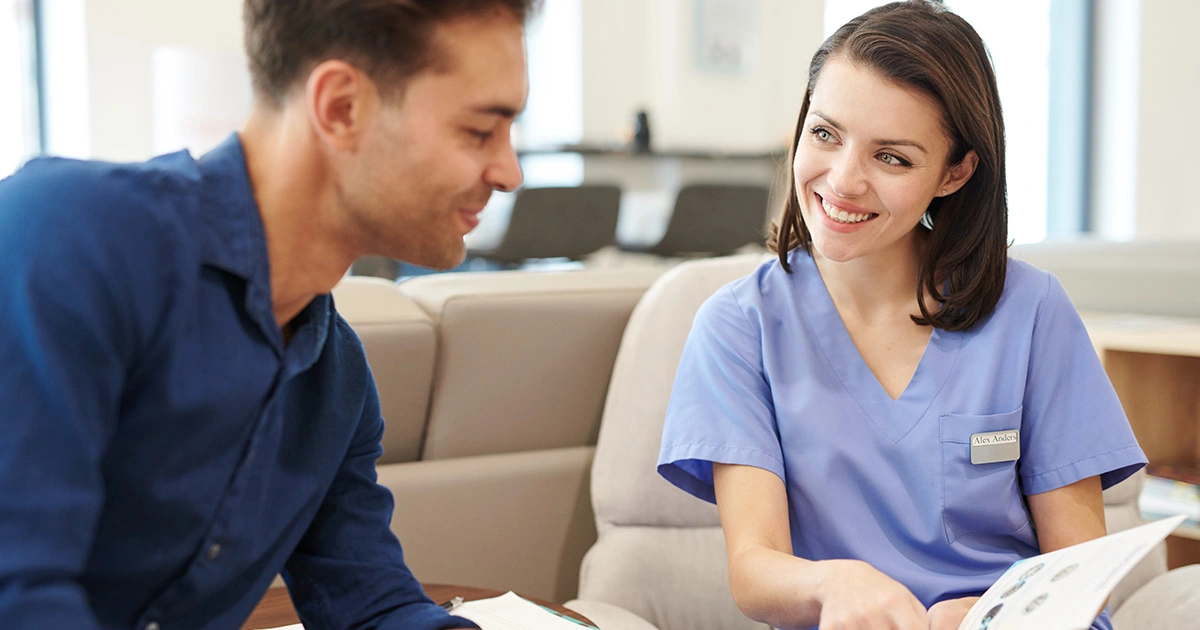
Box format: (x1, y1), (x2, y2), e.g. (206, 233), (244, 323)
(342, 11), (527, 269)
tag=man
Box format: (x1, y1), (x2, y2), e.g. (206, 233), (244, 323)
(0, 0), (532, 627)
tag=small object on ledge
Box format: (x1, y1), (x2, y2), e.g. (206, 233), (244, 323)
(632, 109), (652, 154)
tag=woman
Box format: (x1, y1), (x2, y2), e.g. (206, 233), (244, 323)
(656, 2), (1146, 629)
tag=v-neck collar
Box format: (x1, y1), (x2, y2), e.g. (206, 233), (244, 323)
(792, 251), (963, 443)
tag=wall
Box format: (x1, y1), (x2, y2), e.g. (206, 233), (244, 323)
(44, 0), (244, 161)
(1132, 0), (1200, 239)
(38, 0), (1200, 240)
(581, 0), (822, 153)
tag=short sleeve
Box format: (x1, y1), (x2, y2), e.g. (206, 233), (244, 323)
(1019, 274), (1147, 495)
(657, 284), (784, 503)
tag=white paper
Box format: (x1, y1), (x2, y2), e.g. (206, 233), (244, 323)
(955, 515), (1186, 630)
(449, 591), (591, 630)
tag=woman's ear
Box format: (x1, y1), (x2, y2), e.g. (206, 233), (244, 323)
(940, 149), (979, 196)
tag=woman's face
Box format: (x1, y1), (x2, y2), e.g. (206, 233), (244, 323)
(793, 57), (975, 265)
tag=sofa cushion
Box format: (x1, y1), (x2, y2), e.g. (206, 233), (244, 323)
(378, 446), (596, 603)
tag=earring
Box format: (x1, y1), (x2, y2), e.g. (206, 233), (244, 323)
(941, 189), (948, 196)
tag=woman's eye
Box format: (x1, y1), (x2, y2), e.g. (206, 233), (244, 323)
(809, 126), (833, 142)
(879, 152), (911, 167)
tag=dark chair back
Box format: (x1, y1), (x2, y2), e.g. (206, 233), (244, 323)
(642, 183), (772, 257)
(472, 185), (622, 265)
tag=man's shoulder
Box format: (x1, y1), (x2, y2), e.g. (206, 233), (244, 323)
(1, 151), (203, 235)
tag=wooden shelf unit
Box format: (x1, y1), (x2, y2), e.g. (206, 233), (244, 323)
(1082, 313), (1200, 569)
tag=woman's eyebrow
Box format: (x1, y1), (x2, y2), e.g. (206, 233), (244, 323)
(810, 111), (928, 154)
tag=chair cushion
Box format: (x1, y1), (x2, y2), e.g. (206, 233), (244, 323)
(577, 526), (767, 630)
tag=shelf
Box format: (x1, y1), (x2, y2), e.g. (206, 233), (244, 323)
(1081, 312), (1200, 358)
(1085, 313), (1200, 568)
(1172, 524), (1200, 541)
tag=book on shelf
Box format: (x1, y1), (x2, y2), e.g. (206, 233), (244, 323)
(1140, 464), (1200, 527)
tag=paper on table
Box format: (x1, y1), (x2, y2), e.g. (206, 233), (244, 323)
(449, 591), (592, 630)
(954, 514), (1186, 630)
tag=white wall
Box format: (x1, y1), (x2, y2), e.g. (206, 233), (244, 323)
(581, 0), (822, 152)
(44, 0), (244, 161)
(39, 0), (1200, 240)
(1132, 0), (1200, 239)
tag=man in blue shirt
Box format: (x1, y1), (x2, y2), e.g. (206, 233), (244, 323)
(0, 1), (531, 628)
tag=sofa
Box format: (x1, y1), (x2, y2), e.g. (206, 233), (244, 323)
(331, 240), (1200, 628)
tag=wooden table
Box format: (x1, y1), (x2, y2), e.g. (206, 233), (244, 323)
(241, 583), (595, 629)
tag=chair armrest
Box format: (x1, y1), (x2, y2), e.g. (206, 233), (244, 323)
(1112, 564), (1200, 630)
(564, 599), (660, 630)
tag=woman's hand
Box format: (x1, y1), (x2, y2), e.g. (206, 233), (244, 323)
(926, 596), (978, 630)
(815, 559), (928, 630)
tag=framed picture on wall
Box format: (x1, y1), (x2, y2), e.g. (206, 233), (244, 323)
(693, 0), (760, 75)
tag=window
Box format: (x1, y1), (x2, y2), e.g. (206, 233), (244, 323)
(1, 0), (41, 178)
(824, 0), (1066, 244)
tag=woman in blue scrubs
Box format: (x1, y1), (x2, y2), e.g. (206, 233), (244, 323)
(657, 2), (1146, 629)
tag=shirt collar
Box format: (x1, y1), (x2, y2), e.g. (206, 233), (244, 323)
(194, 133), (269, 280)
(194, 133), (331, 362)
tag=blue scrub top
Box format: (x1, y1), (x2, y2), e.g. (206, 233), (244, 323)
(658, 250), (1145, 620)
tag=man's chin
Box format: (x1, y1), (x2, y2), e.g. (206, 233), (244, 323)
(400, 247), (466, 271)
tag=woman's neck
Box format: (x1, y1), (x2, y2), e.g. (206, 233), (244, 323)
(812, 233), (931, 324)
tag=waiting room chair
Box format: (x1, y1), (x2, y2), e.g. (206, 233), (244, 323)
(566, 254), (771, 630)
(468, 184), (622, 265)
(618, 183), (771, 258)
(565, 253), (1200, 630)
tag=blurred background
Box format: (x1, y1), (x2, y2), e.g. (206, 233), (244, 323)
(2, 0), (1196, 275)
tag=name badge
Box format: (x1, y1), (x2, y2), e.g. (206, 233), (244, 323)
(970, 430), (1020, 465)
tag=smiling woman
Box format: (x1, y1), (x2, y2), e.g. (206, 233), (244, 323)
(0, 0), (39, 178)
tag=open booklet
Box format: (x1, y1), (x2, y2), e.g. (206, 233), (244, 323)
(446, 591), (597, 630)
(258, 591), (595, 630)
(955, 514), (1186, 630)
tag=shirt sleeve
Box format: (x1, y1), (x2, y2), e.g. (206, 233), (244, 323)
(282, 374), (478, 630)
(657, 283), (783, 504)
(1019, 273), (1147, 495)
(0, 162), (177, 627)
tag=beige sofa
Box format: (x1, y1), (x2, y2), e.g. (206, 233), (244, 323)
(332, 241), (1200, 628)
(332, 268), (664, 604)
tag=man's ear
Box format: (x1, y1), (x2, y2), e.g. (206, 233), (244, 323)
(304, 60), (376, 153)
(940, 149), (979, 196)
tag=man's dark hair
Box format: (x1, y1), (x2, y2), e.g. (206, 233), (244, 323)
(244, 0), (540, 105)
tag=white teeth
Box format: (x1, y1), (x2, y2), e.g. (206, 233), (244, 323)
(821, 197), (872, 224)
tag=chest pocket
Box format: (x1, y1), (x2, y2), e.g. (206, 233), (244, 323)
(939, 408), (1031, 544)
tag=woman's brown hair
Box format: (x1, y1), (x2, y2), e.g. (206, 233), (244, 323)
(767, 0), (1007, 332)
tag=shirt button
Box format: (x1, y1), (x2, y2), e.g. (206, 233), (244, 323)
(145, 622), (161, 630)
(206, 543), (222, 561)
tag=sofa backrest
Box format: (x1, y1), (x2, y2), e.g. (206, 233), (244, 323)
(1010, 240), (1200, 317)
(399, 268), (665, 460)
(331, 277), (436, 465)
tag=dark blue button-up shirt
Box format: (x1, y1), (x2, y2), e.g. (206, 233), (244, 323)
(0, 136), (476, 629)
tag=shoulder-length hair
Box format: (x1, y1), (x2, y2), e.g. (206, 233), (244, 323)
(767, 0), (1007, 332)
